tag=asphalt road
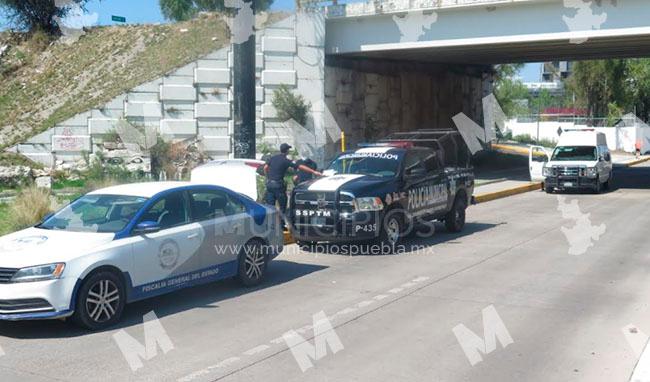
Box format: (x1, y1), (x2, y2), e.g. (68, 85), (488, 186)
(1, 163), (650, 382)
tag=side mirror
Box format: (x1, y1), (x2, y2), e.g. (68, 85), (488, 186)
(406, 167), (426, 177)
(133, 221), (161, 235)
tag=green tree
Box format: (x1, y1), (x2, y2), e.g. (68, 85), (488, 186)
(159, 0), (274, 21)
(628, 59), (650, 122)
(493, 64), (528, 117)
(0, 0), (92, 35)
(567, 59), (630, 120)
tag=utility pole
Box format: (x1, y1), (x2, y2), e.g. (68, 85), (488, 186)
(232, 0), (256, 159)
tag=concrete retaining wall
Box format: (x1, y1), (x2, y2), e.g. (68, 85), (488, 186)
(13, 12), (327, 168)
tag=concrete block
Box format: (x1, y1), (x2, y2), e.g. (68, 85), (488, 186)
(52, 135), (92, 152)
(89, 118), (119, 135)
(105, 95), (127, 109)
(198, 127), (228, 137)
(295, 46), (324, 80)
(256, 53), (264, 69)
(173, 62), (197, 76)
(197, 59), (228, 69)
(264, 28), (294, 38)
(195, 102), (231, 119)
(198, 120), (229, 129)
(23, 153), (54, 168)
(60, 112), (90, 127)
(160, 119), (198, 136)
(126, 102), (162, 118)
(205, 48), (229, 60)
(197, 86), (229, 103)
(91, 108), (123, 119)
(265, 61), (294, 71)
(133, 79), (162, 93)
(16, 144), (51, 154)
(160, 85), (197, 102)
(262, 36), (296, 54)
(201, 136), (231, 152)
(261, 103), (278, 119)
(256, 86), (264, 103)
(54, 126), (87, 136)
(25, 129), (54, 145)
(256, 119), (264, 135)
(163, 75), (195, 86)
(195, 68), (231, 85)
(128, 92), (160, 102)
(261, 70), (296, 86)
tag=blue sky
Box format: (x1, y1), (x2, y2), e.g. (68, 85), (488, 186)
(0, 0), (541, 81)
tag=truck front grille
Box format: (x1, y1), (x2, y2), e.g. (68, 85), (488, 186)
(556, 166), (581, 176)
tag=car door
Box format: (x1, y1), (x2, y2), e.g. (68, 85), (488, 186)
(529, 145), (550, 182)
(129, 191), (205, 296)
(404, 149), (445, 219)
(187, 188), (251, 272)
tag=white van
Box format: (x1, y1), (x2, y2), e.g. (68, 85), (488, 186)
(529, 131), (613, 193)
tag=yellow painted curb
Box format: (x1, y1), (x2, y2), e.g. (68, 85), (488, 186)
(474, 182), (542, 204)
(284, 230), (295, 245)
(624, 157), (650, 167)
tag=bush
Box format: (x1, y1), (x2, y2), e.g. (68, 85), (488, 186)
(9, 186), (52, 230)
(272, 85), (311, 126)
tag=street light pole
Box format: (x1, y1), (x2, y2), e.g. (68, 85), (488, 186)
(232, 0), (256, 159)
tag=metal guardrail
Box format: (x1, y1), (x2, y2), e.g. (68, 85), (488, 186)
(322, 0), (539, 18)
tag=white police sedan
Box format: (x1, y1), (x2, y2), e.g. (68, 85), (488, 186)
(0, 182), (284, 330)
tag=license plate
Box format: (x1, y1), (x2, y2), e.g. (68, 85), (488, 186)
(563, 182), (574, 187)
(311, 217), (327, 226)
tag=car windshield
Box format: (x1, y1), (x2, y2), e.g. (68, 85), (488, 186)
(38, 194), (148, 233)
(327, 152), (402, 178)
(551, 146), (597, 161)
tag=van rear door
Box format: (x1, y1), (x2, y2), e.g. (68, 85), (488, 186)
(529, 145), (550, 182)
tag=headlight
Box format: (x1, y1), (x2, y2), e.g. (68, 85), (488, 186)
(353, 197), (384, 212)
(585, 167), (598, 177)
(11, 263), (65, 283)
(542, 167), (554, 177)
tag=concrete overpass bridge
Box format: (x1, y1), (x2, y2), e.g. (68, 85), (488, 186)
(12, 0), (650, 168)
(324, 0), (650, 64)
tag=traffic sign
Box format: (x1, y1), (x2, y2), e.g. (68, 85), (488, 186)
(112, 15), (126, 23)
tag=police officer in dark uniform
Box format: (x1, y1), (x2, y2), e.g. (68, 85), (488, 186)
(293, 157), (318, 185)
(264, 143), (321, 216)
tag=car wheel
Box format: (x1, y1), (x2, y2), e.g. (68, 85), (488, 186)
(545, 186), (554, 194)
(445, 196), (467, 233)
(237, 239), (268, 287)
(379, 211), (403, 254)
(72, 271), (126, 331)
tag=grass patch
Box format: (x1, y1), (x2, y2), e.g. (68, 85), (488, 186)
(0, 203), (11, 236)
(52, 178), (86, 190)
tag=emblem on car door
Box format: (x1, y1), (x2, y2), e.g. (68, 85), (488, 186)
(159, 239), (181, 270)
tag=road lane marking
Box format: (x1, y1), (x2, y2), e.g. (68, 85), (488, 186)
(356, 300), (374, 308)
(243, 345), (270, 356)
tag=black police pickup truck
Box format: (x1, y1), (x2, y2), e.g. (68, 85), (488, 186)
(289, 130), (475, 252)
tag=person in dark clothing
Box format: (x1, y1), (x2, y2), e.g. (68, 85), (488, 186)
(264, 143), (321, 216)
(293, 157), (318, 185)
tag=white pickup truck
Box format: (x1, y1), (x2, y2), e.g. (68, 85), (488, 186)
(529, 130), (613, 193)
